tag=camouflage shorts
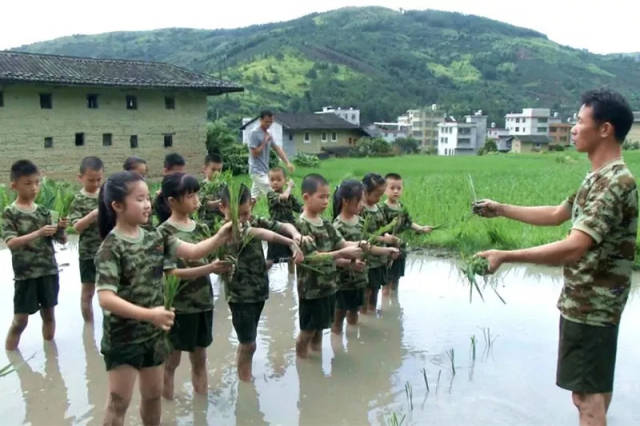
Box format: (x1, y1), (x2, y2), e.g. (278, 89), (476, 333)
(79, 258), (96, 284)
(102, 335), (168, 371)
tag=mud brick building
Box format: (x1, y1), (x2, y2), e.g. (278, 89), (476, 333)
(0, 51), (242, 180)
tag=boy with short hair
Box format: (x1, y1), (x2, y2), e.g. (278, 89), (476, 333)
(69, 156), (104, 322)
(295, 174), (363, 358)
(163, 152), (186, 175)
(381, 173), (433, 294)
(123, 156), (148, 177)
(266, 167), (302, 269)
(197, 153), (224, 229)
(3, 160), (68, 350)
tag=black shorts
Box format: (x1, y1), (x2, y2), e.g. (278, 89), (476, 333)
(103, 336), (167, 371)
(556, 316), (619, 393)
(299, 294), (336, 331)
(79, 258), (96, 284)
(335, 289), (364, 311)
(367, 266), (388, 290)
(267, 242), (292, 263)
(229, 302), (265, 344)
(388, 256), (406, 281)
(14, 274), (59, 315)
(168, 310), (213, 352)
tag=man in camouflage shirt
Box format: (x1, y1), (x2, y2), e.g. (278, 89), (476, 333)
(475, 89), (637, 426)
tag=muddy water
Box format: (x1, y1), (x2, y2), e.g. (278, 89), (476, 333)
(1, 242), (639, 425)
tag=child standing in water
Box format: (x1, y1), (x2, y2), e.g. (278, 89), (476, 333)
(332, 179), (398, 334)
(266, 166), (302, 270)
(95, 171), (230, 425)
(360, 173), (400, 314)
(381, 173), (433, 294)
(155, 173), (232, 399)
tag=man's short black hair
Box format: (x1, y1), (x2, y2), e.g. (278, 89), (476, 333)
(80, 156), (104, 174)
(123, 156), (146, 171)
(205, 152), (223, 165)
(10, 159), (39, 181)
(260, 110), (274, 119)
(164, 152), (186, 169)
(581, 89), (634, 143)
(301, 173), (328, 195)
(385, 173), (402, 181)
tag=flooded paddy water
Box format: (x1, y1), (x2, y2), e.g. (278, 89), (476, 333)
(1, 240), (639, 425)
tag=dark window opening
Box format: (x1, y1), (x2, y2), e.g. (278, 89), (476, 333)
(288, 132), (293, 141)
(87, 94), (99, 109)
(130, 135), (138, 148)
(40, 93), (52, 109)
(103, 133), (112, 146)
(164, 96), (175, 109)
(0, 91), (4, 107)
(126, 95), (137, 110)
(44, 137), (53, 148)
(164, 134), (173, 148)
(75, 133), (85, 146)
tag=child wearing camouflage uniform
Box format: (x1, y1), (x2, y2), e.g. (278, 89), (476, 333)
(3, 160), (68, 350)
(266, 167), (302, 269)
(197, 153), (225, 231)
(68, 156), (104, 322)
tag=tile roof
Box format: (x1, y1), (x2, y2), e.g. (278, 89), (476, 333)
(0, 51), (242, 94)
(514, 134), (552, 144)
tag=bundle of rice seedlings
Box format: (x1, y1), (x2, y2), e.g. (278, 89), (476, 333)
(164, 274), (182, 310)
(458, 255), (505, 304)
(298, 252), (334, 274)
(35, 177), (58, 210)
(53, 187), (75, 219)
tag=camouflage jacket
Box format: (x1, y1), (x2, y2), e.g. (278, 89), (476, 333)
(333, 215), (368, 290)
(361, 204), (388, 269)
(267, 190), (302, 223)
(381, 201), (413, 233)
(2, 203), (64, 280)
(157, 219), (213, 313)
(197, 179), (225, 230)
(296, 215), (345, 299)
(95, 227), (178, 350)
(223, 216), (282, 304)
(68, 190), (100, 260)
(560, 159), (638, 326)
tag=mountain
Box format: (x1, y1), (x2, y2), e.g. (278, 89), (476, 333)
(13, 7), (640, 127)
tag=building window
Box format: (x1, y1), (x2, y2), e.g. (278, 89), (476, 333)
(538, 117), (548, 123)
(130, 135), (138, 148)
(164, 134), (173, 148)
(103, 133), (112, 146)
(515, 118), (520, 123)
(44, 137), (53, 148)
(537, 127), (547, 133)
(75, 133), (85, 146)
(126, 95), (137, 110)
(331, 132), (337, 142)
(87, 94), (99, 109)
(321, 132), (327, 142)
(0, 91), (3, 107)
(288, 132), (293, 141)
(40, 93), (52, 109)
(165, 96), (175, 110)
(515, 127), (520, 132)
(304, 132), (310, 144)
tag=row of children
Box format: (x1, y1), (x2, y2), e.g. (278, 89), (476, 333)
(2, 152), (431, 425)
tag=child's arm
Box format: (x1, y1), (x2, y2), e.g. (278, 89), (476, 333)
(279, 179), (295, 201)
(248, 227), (304, 263)
(176, 221), (232, 260)
(369, 245), (400, 258)
(275, 222), (305, 244)
(411, 223), (433, 233)
(5, 225), (58, 250)
(72, 209), (98, 233)
(98, 290), (175, 331)
(166, 259), (232, 280)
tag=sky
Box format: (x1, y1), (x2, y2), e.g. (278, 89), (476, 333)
(1, 0), (638, 54)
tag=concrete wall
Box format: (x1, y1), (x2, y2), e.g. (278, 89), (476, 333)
(290, 129), (359, 155)
(0, 84), (209, 181)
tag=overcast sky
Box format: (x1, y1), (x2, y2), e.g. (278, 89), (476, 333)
(1, 0), (638, 54)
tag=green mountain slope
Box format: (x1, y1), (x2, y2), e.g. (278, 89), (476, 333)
(14, 7), (640, 126)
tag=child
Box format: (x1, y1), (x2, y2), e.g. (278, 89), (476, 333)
(295, 174), (364, 358)
(218, 183), (304, 381)
(197, 153), (225, 230)
(360, 173), (399, 314)
(3, 160), (68, 350)
(331, 180), (398, 334)
(266, 166), (302, 270)
(94, 171), (231, 425)
(156, 173), (231, 399)
(123, 156), (148, 177)
(68, 156), (104, 322)
(382, 173), (433, 294)
(163, 152), (186, 175)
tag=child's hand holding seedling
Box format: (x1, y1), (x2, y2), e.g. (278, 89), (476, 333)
(289, 242), (304, 264)
(39, 224), (58, 237)
(381, 233), (401, 246)
(148, 306), (175, 331)
(209, 259), (233, 275)
(472, 199), (502, 218)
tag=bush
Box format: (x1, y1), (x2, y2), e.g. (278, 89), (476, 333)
(394, 137), (420, 154)
(293, 153), (320, 168)
(477, 139), (497, 155)
(623, 140), (640, 151)
(352, 137), (393, 157)
(548, 144), (565, 152)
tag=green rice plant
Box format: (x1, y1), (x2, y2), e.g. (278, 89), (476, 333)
(458, 255), (489, 303)
(386, 412), (406, 426)
(35, 177), (58, 210)
(422, 368), (429, 392)
(436, 369), (442, 393)
(0, 362), (16, 377)
(53, 186), (75, 219)
(470, 335), (477, 361)
(404, 381), (413, 411)
(164, 274), (182, 310)
(446, 348), (456, 376)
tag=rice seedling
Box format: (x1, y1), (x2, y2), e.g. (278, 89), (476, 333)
(481, 327), (498, 352)
(53, 186), (75, 219)
(470, 335), (477, 361)
(164, 274), (182, 310)
(422, 368), (429, 392)
(436, 369), (442, 393)
(404, 381), (413, 411)
(386, 412), (406, 426)
(458, 254), (489, 303)
(0, 362), (16, 378)
(446, 348), (456, 376)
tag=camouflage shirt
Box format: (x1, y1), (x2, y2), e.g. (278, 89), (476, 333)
(296, 215), (345, 299)
(267, 190), (302, 223)
(95, 227), (178, 350)
(333, 215), (368, 290)
(157, 219), (214, 313)
(2, 203), (63, 280)
(361, 204), (388, 269)
(559, 159), (638, 326)
(68, 190), (100, 260)
(197, 179), (225, 230)
(223, 216), (282, 304)
(381, 201), (413, 233)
